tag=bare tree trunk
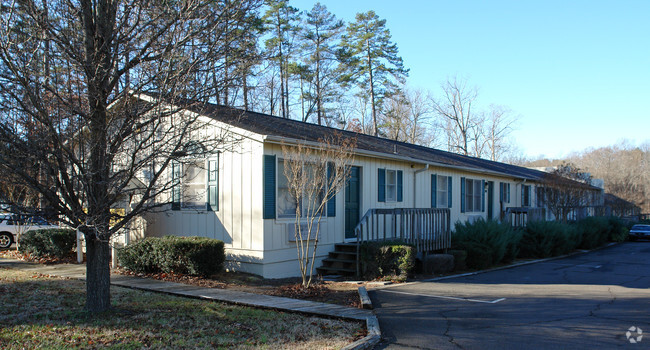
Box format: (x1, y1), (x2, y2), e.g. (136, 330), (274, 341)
(85, 233), (111, 312)
(366, 41), (377, 136)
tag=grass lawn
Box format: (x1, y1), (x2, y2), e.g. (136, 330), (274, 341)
(0, 267), (364, 349)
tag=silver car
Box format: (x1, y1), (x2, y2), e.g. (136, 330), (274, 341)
(0, 214), (59, 249)
(629, 224), (650, 241)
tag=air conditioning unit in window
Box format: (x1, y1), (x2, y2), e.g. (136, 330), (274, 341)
(287, 222), (320, 242)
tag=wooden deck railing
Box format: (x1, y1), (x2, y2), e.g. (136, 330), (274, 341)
(354, 208), (451, 276)
(504, 207), (546, 227)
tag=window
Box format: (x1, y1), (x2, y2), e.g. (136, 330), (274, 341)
(536, 186), (545, 207)
(463, 178), (484, 213)
(378, 168), (403, 203)
(171, 156), (218, 211)
(499, 182), (511, 203)
(386, 170), (397, 202)
(277, 159), (298, 218)
(432, 174), (452, 208)
(276, 159), (325, 219)
(522, 185), (531, 207)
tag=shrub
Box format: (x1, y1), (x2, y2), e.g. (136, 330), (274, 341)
(577, 216), (609, 249)
(118, 236), (225, 277)
(452, 241), (493, 270)
(605, 216), (627, 242)
(519, 221), (580, 259)
(116, 238), (157, 273)
(452, 219), (521, 266)
(19, 228), (77, 258)
(448, 249), (467, 271)
(359, 241), (415, 280)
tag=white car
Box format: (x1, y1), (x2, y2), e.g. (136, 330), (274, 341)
(0, 214), (59, 249)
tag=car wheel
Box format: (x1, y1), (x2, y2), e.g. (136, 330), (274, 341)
(0, 232), (12, 249)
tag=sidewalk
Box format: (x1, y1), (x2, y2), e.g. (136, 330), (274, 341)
(0, 258), (380, 350)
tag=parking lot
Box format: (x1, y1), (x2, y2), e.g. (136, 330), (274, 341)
(370, 242), (650, 349)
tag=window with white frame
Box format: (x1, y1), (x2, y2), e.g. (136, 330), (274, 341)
(276, 159), (324, 219)
(465, 178), (483, 212)
(277, 159), (298, 218)
(171, 156), (218, 211)
(386, 169), (397, 202)
(437, 176), (449, 208)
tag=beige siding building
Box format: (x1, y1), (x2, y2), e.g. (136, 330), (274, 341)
(136, 97), (600, 278)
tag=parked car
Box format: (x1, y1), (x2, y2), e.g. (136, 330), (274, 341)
(629, 224), (650, 241)
(0, 213), (59, 248)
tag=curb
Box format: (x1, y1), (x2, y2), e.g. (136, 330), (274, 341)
(341, 286), (381, 350)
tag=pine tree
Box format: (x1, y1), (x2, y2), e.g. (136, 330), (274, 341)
(340, 11), (408, 136)
(300, 2), (344, 125)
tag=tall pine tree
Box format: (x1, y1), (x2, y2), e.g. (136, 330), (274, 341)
(301, 2), (344, 125)
(340, 11), (408, 136)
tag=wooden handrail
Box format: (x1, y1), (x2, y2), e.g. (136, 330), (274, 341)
(354, 208), (451, 276)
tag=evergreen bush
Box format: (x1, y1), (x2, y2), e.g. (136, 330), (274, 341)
(118, 236), (225, 277)
(452, 219), (521, 266)
(19, 228), (76, 258)
(359, 240), (415, 280)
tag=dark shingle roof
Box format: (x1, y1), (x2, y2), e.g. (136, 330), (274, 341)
(182, 101), (553, 181)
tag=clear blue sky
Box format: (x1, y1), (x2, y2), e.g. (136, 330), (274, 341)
(291, 0), (650, 159)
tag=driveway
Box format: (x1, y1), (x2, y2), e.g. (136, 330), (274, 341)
(370, 242), (650, 349)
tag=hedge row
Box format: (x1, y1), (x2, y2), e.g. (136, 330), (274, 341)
(19, 229), (76, 258)
(359, 240), (415, 281)
(452, 216), (627, 270)
(117, 236), (225, 277)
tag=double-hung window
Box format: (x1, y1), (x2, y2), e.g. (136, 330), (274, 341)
(499, 182), (511, 203)
(461, 177), (484, 213)
(386, 170), (397, 202)
(378, 168), (403, 203)
(431, 174), (452, 208)
(522, 185), (530, 207)
(171, 155), (219, 211)
(276, 159), (325, 219)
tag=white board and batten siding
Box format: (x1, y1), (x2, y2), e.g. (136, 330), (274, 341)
(144, 134), (268, 276)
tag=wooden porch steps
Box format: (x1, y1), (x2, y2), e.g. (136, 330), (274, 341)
(317, 243), (358, 277)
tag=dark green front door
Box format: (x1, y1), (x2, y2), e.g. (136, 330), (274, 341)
(487, 181), (494, 220)
(344, 166), (361, 239)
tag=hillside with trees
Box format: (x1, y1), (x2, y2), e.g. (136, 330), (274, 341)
(526, 141), (649, 213)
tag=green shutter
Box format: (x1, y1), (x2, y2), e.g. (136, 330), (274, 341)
(447, 176), (452, 208)
(378, 168), (385, 202)
(326, 162), (335, 217)
(207, 157), (218, 211)
(263, 155), (276, 219)
(499, 183), (504, 202)
(431, 174), (437, 208)
(397, 170), (403, 202)
(171, 161), (181, 211)
(460, 177), (466, 213)
(481, 179), (486, 212)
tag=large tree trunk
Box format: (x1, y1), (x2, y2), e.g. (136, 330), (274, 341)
(85, 233), (111, 312)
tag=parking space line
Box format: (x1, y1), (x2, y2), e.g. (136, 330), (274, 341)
(379, 289), (506, 304)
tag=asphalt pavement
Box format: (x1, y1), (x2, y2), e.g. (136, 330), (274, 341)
(370, 242), (650, 349)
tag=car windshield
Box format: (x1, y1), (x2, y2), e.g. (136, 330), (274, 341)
(631, 225), (650, 232)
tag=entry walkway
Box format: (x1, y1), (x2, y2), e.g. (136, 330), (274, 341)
(0, 258), (380, 349)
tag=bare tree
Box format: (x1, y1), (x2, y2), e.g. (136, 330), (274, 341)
(281, 133), (355, 288)
(539, 163), (595, 222)
(432, 77), (478, 155)
(0, 0), (261, 312)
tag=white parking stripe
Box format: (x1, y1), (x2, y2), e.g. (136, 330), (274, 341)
(380, 289), (506, 304)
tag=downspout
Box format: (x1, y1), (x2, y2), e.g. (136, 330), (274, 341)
(414, 164), (430, 208)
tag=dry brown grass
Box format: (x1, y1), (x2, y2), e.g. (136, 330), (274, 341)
(0, 267), (364, 349)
